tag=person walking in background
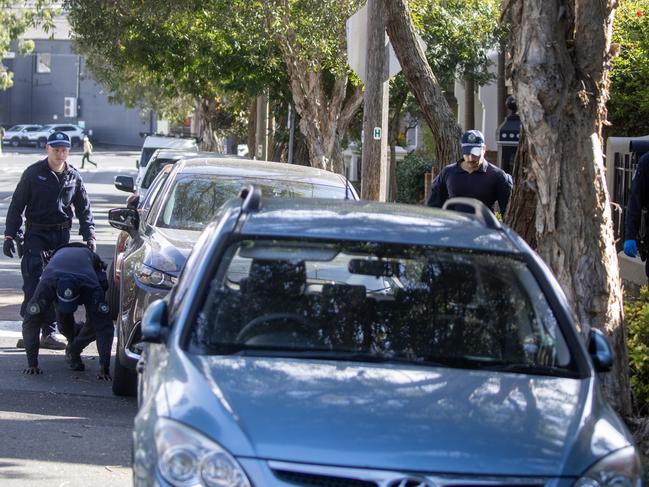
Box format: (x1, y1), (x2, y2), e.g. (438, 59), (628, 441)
(427, 129), (513, 215)
(81, 135), (97, 168)
(3, 131), (96, 351)
(0, 126), (5, 155)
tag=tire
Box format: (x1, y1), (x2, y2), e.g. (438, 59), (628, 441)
(112, 332), (138, 397)
(107, 261), (119, 321)
(11, 137), (20, 147)
(37, 138), (47, 148)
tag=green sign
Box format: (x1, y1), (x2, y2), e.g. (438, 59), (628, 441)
(373, 127), (382, 140)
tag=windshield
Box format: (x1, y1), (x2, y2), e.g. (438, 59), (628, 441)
(189, 240), (575, 376)
(155, 176), (348, 230)
(141, 158), (179, 189)
(140, 148), (157, 167)
(8, 125), (25, 131)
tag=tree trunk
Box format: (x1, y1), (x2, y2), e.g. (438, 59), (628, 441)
(504, 130), (537, 247)
(195, 98), (224, 153)
(503, 0), (630, 414)
(247, 98), (257, 158)
(464, 76), (475, 130)
(383, 0), (462, 172)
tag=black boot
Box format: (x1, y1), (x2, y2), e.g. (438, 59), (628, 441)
(68, 352), (85, 371)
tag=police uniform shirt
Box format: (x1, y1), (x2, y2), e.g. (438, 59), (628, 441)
(427, 160), (513, 212)
(625, 151), (649, 242)
(40, 246), (101, 289)
(4, 158), (95, 240)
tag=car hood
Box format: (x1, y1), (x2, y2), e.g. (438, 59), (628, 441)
(165, 355), (631, 477)
(146, 227), (202, 273)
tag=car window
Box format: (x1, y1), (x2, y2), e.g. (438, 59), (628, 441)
(25, 126), (41, 132)
(8, 125), (24, 131)
(155, 176), (349, 231)
(41, 125), (55, 131)
(189, 240), (574, 375)
(140, 148), (158, 167)
(141, 170), (172, 221)
(141, 158), (179, 189)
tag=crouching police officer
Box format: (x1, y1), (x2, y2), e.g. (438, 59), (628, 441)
(22, 243), (113, 380)
(3, 131), (96, 350)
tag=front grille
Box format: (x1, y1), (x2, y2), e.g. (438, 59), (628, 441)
(274, 469), (378, 487)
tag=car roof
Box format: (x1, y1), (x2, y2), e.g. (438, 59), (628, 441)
(174, 157), (350, 189)
(142, 135), (198, 149)
(232, 198), (520, 253)
(150, 149), (219, 161)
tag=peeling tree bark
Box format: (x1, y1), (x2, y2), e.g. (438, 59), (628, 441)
(503, 0), (630, 414)
(383, 0), (462, 171)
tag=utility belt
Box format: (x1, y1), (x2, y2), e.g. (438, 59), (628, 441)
(26, 220), (72, 231)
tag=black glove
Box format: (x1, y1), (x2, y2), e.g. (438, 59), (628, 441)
(22, 366), (43, 375)
(3, 238), (15, 258)
(97, 367), (112, 381)
(86, 239), (97, 253)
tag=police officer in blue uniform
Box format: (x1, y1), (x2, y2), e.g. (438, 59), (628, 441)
(427, 130), (513, 214)
(21, 243), (112, 379)
(623, 150), (649, 282)
(3, 131), (96, 350)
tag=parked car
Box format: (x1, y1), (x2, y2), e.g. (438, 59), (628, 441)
(132, 193), (643, 487)
(26, 124), (85, 148)
(2, 124), (42, 147)
(108, 157), (358, 396)
(107, 163), (178, 320)
(135, 135), (198, 184)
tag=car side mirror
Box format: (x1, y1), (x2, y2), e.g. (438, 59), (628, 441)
(108, 207), (140, 237)
(588, 328), (613, 373)
(142, 299), (168, 343)
(114, 175), (135, 193)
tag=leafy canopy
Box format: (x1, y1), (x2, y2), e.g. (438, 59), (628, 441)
(0, 0), (57, 90)
(609, 0), (649, 136)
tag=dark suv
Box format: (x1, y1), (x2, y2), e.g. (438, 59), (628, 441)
(132, 191), (641, 486)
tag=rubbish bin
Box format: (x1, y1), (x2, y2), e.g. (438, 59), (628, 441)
(496, 114), (520, 175)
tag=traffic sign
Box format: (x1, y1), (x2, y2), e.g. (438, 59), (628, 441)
(373, 127), (382, 140)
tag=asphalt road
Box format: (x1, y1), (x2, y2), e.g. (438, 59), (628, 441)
(0, 146), (140, 486)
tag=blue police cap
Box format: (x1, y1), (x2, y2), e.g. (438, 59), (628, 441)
(47, 131), (71, 148)
(56, 276), (80, 314)
(461, 130), (485, 156)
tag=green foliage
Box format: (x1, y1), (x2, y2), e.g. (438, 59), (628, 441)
(609, 0), (649, 136)
(626, 285), (649, 414)
(396, 152), (434, 204)
(0, 0), (57, 90)
(412, 0), (503, 87)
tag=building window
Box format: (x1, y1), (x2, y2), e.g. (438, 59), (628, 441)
(36, 53), (51, 73)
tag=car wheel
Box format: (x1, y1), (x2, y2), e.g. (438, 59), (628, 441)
(107, 261), (119, 321)
(11, 137), (20, 147)
(112, 332), (138, 397)
(37, 138), (47, 148)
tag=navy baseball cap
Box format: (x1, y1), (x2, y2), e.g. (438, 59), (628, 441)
(56, 277), (80, 314)
(47, 131), (71, 148)
(461, 130), (485, 156)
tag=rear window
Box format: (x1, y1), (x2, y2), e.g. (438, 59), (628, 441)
(155, 176), (348, 231)
(189, 240), (575, 376)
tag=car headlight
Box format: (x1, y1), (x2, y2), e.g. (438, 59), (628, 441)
(574, 447), (643, 487)
(155, 417), (251, 487)
(138, 264), (177, 289)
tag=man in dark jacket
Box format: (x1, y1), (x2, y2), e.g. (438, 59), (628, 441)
(427, 130), (513, 214)
(623, 150), (649, 282)
(21, 244), (113, 379)
(3, 131), (96, 350)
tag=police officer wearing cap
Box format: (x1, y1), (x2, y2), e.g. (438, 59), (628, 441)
(427, 129), (513, 213)
(3, 131), (96, 351)
(21, 243), (113, 378)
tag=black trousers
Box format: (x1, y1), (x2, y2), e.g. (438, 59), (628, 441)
(21, 227), (70, 336)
